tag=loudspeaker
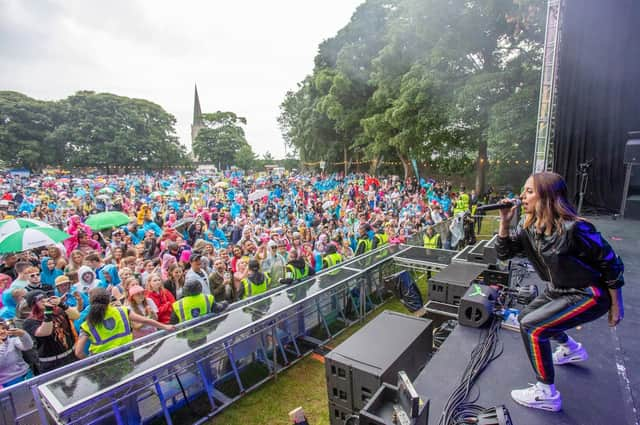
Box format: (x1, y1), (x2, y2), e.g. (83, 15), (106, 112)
(624, 132), (640, 164)
(458, 284), (498, 328)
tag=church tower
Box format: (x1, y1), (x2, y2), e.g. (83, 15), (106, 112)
(191, 84), (204, 149)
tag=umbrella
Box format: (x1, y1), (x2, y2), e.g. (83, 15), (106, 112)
(0, 227), (71, 254)
(149, 191), (163, 198)
(172, 217), (194, 231)
(214, 181), (229, 188)
(163, 190), (179, 198)
(248, 189), (269, 201)
(85, 211), (131, 231)
(0, 218), (53, 241)
(98, 187), (116, 195)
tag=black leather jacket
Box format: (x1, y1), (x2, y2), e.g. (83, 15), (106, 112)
(496, 219), (624, 291)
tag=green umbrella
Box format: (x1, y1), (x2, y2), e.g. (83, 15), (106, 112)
(0, 218), (53, 241)
(0, 227), (71, 254)
(98, 187), (116, 195)
(85, 211), (131, 231)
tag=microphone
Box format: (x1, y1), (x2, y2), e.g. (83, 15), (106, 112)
(476, 199), (521, 212)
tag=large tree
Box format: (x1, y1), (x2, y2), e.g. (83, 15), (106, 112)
(192, 111), (251, 170)
(0, 90), (188, 171)
(279, 0), (544, 190)
(0, 92), (55, 170)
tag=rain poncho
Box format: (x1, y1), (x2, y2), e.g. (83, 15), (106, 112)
(39, 257), (63, 287)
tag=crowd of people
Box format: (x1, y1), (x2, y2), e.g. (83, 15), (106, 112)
(0, 170), (484, 389)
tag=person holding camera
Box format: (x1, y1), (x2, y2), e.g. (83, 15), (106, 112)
(0, 319), (34, 388)
(22, 290), (80, 373)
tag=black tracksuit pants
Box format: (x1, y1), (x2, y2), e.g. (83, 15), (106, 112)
(518, 285), (610, 384)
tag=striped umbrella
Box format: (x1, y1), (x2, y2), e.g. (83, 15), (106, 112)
(0, 218), (53, 241)
(0, 227), (71, 254)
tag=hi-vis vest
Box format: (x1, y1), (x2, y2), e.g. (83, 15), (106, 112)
(356, 237), (373, 253)
(241, 273), (271, 299)
(375, 233), (389, 246)
(423, 233), (441, 249)
(453, 193), (470, 215)
(172, 293), (214, 322)
(81, 306), (133, 355)
(323, 253), (343, 268)
(286, 263), (309, 281)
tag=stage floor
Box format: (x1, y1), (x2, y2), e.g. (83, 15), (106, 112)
(413, 217), (640, 425)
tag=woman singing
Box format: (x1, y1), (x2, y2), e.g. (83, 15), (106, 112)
(497, 172), (624, 412)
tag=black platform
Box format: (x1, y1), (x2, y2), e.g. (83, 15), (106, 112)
(413, 217), (640, 425)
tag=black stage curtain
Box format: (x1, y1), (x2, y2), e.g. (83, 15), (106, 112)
(553, 0), (640, 211)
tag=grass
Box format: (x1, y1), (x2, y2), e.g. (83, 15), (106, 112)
(206, 274), (428, 425)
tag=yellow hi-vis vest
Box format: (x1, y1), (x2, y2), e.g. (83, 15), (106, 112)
(81, 306), (133, 355)
(423, 233), (441, 249)
(323, 253), (343, 268)
(453, 193), (470, 215)
(375, 233), (388, 246)
(286, 263), (309, 280)
(171, 293), (214, 322)
(356, 237), (373, 253)
(241, 273), (271, 299)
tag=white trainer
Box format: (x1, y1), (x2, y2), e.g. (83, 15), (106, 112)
(511, 382), (562, 412)
(553, 342), (588, 365)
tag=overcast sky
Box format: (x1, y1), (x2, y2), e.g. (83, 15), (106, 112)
(0, 0), (364, 159)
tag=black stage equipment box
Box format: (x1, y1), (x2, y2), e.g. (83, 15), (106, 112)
(428, 262), (488, 305)
(458, 283), (498, 328)
(359, 383), (429, 425)
(624, 132), (640, 164)
(325, 311), (433, 423)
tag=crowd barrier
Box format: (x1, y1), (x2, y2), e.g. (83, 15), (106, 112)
(0, 221), (459, 425)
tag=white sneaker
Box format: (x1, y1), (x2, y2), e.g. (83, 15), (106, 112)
(553, 343), (588, 365)
(511, 382), (562, 412)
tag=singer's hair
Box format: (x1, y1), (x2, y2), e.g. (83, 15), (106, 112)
(524, 172), (579, 235)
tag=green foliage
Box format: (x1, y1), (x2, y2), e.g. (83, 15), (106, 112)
(0, 90), (188, 171)
(279, 0), (545, 191)
(193, 111), (250, 170)
(234, 144), (257, 172)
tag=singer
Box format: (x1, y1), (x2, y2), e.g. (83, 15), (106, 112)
(496, 172), (624, 412)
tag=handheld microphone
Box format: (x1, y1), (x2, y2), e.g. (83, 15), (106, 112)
(476, 199), (521, 212)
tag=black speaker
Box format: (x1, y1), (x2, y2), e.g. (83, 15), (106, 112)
(458, 284), (498, 328)
(624, 132), (640, 164)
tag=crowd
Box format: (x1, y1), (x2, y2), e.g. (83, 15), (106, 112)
(0, 170), (482, 388)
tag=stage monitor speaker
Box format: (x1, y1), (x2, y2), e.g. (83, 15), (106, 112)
(458, 284), (498, 328)
(624, 132), (640, 164)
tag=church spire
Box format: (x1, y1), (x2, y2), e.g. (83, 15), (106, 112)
(191, 84), (204, 148)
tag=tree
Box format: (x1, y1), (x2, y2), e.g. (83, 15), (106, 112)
(0, 91), (55, 170)
(279, 0), (544, 187)
(193, 111), (249, 170)
(234, 144), (257, 172)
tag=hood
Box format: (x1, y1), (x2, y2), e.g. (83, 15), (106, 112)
(77, 266), (97, 285)
(98, 264), (121, 286)
(1, 289), (17, 309)
(40, 256), (63, 285)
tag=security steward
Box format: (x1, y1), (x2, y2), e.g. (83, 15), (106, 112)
(280, 250), (314, 284)
(423, 225), (442, 249)
(170, 279), (228, 324)
(239, 260), (271, 299)
(75, 287), (173, 358)
(452, 187), (470, 216)
(322, 243), (343, 268)
(355, 223), (373, 255)
(372, 221), (389, 249)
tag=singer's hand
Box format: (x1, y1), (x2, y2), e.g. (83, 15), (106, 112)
(498, 198), (518, 223)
